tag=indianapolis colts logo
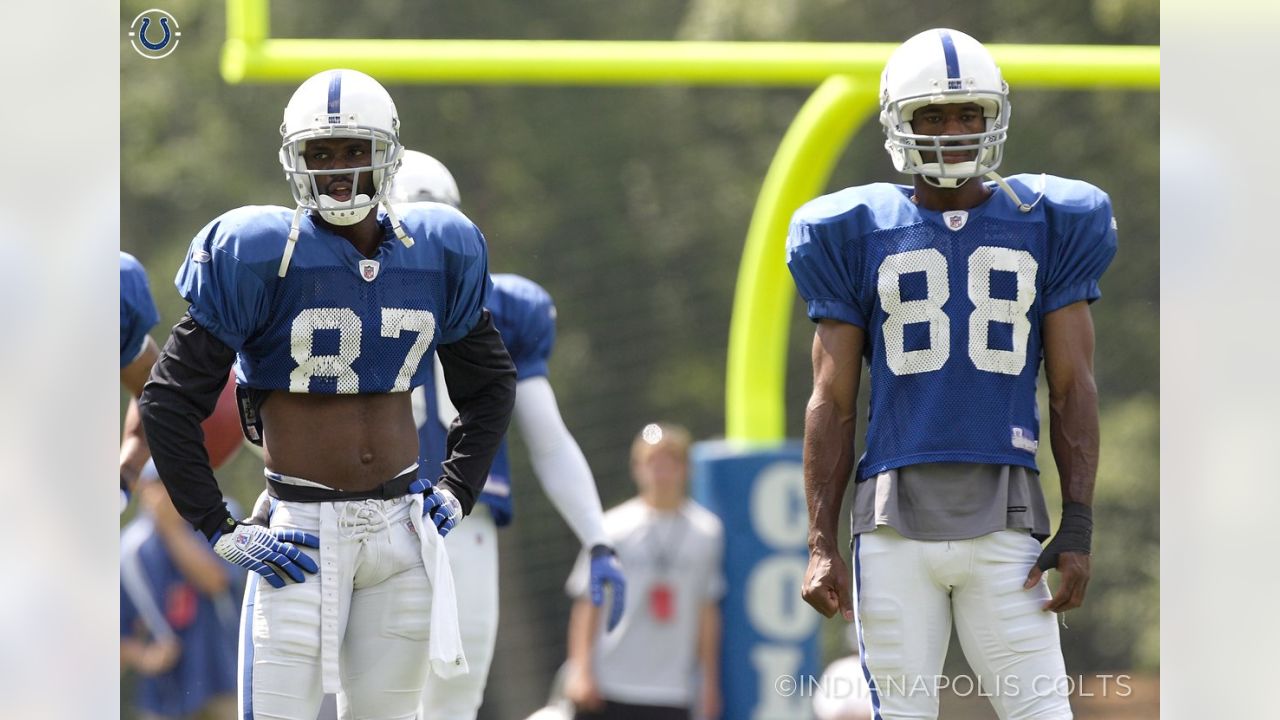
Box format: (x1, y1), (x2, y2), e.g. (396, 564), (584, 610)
(128, 9), (181, 60)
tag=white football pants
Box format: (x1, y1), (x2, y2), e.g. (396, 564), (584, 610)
(416, 504), (499, 720)
(238, 496), (435, 720)
(852, 527), (1072, 720)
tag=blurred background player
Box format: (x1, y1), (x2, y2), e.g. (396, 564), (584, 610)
(387, 149), (627, 720)
(121, 251), (162, 510)
(121, 458), (246, 720)
(139, 69), (517, 719)
(121, 251), (248, 720)
(563, 423), (722, 720)
(789, 28), (1115, 719)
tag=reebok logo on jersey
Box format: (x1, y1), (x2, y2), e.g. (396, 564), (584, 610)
(192, 250), (211, 263)
(1011, 426), (1038, 453)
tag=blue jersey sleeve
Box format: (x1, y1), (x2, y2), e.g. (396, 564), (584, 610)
(438, 217), (492, 345)
(1042, 188), (1118, 314)
(120, 252), (161, 368)
(786, 215), (867, 328)
(174, 213), (273, 351)
(491, 275), (556, 380)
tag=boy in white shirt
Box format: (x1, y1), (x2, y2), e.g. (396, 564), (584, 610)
(564, 423), (725, 720)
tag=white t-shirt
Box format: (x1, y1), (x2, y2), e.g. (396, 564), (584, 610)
(566, 497), (725, 708)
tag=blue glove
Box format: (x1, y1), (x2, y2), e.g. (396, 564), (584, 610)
(589, 544), (626, 631)
(211, 518), (320, 589)
(408, 478), (464, 537)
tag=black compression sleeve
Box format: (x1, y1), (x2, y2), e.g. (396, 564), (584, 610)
(436, 310), (517, 514)
(1035, 502), (1094, 571)
(137, 314), (237, 540)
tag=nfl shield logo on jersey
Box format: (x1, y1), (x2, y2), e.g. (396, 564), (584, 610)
(943, 210), (969, 231)
(359, 259), (380, 282)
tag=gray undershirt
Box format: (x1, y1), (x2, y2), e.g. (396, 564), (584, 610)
(851, 463), (1051, 541)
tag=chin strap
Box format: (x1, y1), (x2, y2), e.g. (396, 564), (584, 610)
(986, 171), (1047, 214)
(278, 206), (307, 278)
(381, 200), (414, 249)
(278, 199), (414, 278)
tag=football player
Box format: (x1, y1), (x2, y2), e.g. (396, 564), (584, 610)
(138, 69), (517, 719)
(384, 150), (626, 720)
(789, 29), (1115, 720)
(120, 251), (161, 510)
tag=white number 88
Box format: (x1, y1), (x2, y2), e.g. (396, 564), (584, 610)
(877, 246), (1037, 376)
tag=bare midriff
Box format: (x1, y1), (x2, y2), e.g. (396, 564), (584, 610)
(260, 391), (419, 491)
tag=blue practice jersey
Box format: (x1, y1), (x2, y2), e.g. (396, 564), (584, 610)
(120, 252), (160, 368)
(121, 514), (245, 716)
(417, 273), (556, 525)
(175, 204), (491, 393)
(787, 174), (1117, 479)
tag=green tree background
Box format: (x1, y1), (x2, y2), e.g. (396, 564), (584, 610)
(121, 1), (1157, 717)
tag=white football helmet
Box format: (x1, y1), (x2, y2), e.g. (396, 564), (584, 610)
(388, 150), (461, 208)
(879, 28), (1010, 188)
(278, 68), (404, 226)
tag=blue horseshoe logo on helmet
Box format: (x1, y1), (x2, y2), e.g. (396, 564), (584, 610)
(138, 17), (172, 51)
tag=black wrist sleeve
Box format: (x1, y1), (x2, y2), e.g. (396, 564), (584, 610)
(137, 313), (237, 541)
(1036, 501), (1093, 571)
(435, 310), (517, 515)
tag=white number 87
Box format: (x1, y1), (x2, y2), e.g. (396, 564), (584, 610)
(288, 307), (436, 392)
(877, 246), (1037, 377)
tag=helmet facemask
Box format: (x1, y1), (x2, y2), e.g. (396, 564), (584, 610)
(881, 86), (1009, 189)
(278, 123), (403, 226)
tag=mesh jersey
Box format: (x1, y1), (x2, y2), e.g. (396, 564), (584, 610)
(787, 174), (1117, 479)
(121, 252), (160, 368)
(175, 203), (491, 393)
(416, 273), (557, 525)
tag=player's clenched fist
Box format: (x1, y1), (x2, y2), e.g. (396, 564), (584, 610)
(802, 546), (854, 621)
